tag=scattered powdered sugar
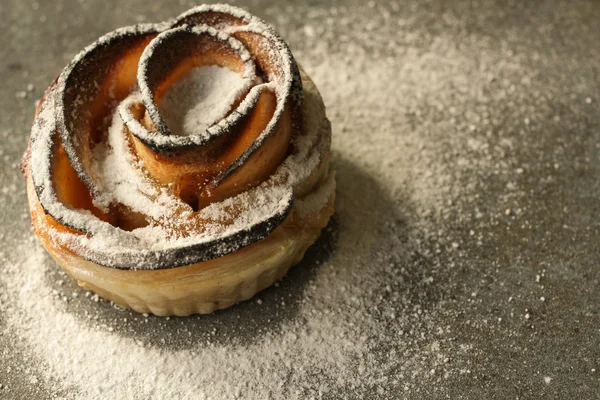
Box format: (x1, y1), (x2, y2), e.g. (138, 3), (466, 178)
(6, 0), (598, 398)
(1, 242), (365, 398)
(159, 65), (250, 137)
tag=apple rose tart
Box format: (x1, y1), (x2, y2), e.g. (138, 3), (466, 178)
(21, 4), (335, 316)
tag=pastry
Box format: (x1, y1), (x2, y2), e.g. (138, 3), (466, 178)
(21, 4), (335, 316)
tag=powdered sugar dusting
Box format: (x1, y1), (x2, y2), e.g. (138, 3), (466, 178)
(90, 113), (179, 218)
(159, 65), (249, 137)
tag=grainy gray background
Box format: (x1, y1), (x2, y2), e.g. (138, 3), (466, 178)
(1, 0), (600, 398)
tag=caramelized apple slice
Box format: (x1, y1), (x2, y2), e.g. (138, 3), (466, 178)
(121, 22), (302, 210)
(120, 24), (260, 200)
(198, 89), (293, 208)
(54, 25), (159, 202)
(137, 25), (256, 140)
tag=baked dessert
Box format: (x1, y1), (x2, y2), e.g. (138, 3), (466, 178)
(21, 4), (335, 316)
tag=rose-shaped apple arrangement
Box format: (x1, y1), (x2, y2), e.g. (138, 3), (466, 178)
(22, 4), (335, 315)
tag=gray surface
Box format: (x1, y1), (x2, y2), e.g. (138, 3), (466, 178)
(1, 0), (600, 398)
